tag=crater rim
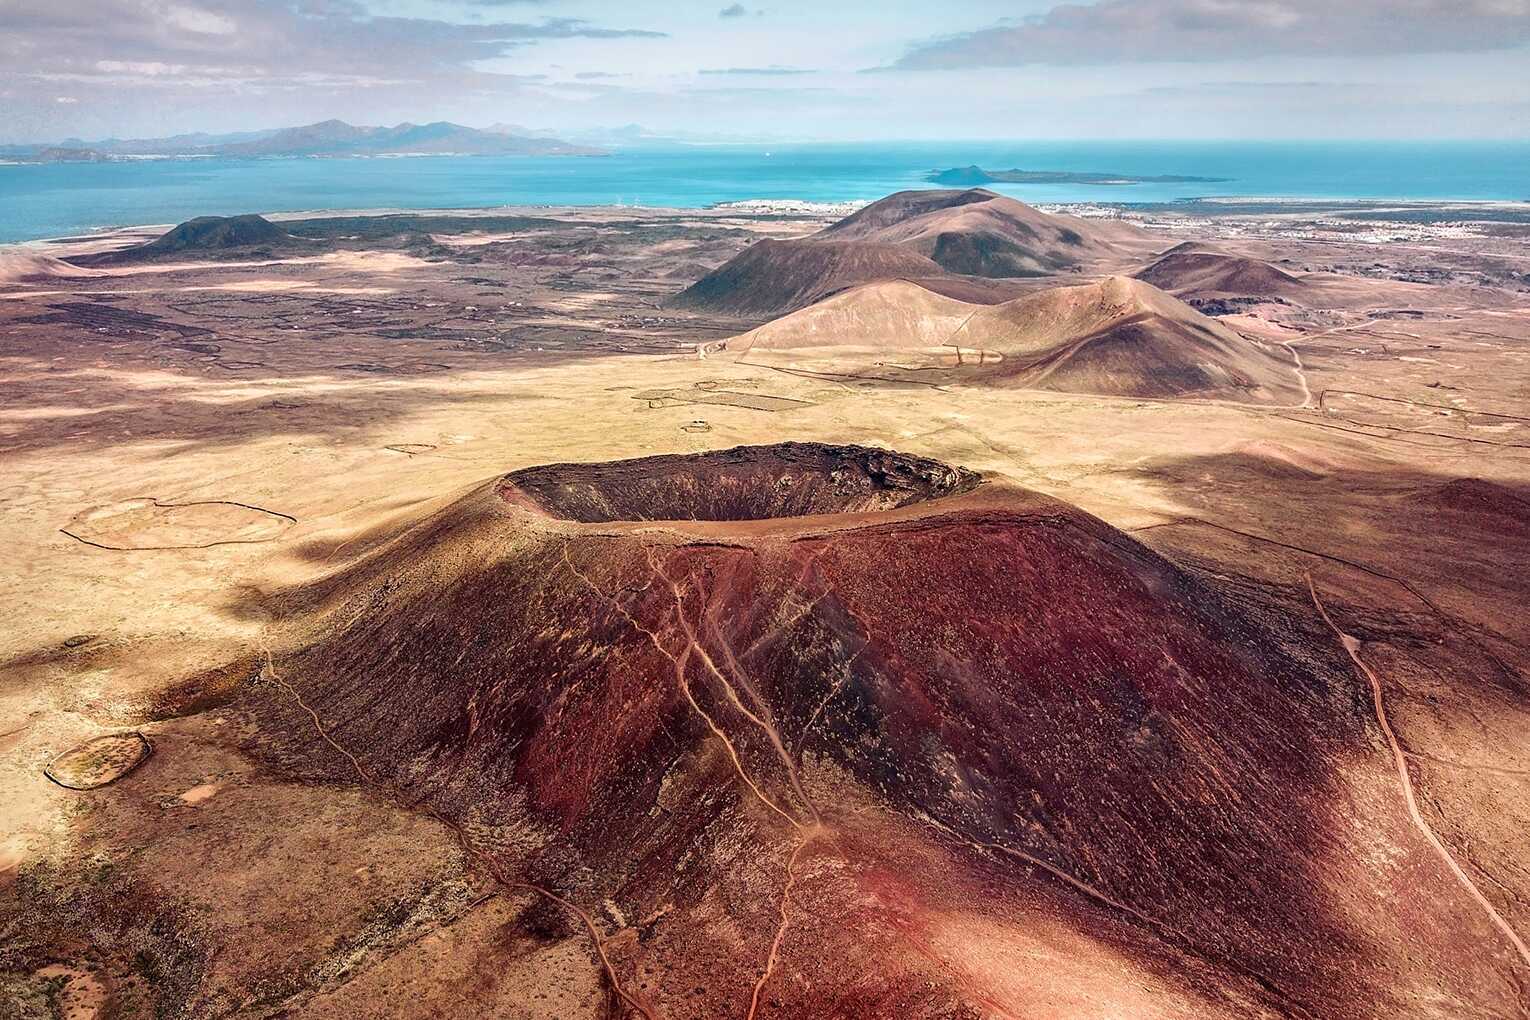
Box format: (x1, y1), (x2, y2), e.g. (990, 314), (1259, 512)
(497, 441), (981, 525)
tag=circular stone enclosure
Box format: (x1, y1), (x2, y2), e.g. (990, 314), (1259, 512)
(63, 498), (295, 550)
(45, 732), (153, 790)
(500, 442), (979, 523)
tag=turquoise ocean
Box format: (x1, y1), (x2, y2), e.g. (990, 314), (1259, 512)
(2, 140), (1527, 245)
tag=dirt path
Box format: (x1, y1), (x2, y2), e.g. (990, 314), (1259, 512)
(1404, 750), (1530, 779)
(1317, 388), (1530, 425)
(261, 643), (660, 1020)
(1280, 339), (1312, 408)
(913, 813), (1313, 1018)
(561, 543), (806, 832)
(1128, 515), (1526, 683)
(745, 829), (814, 1020)
(60, 496), (297, 551)
(697, 576), (821, 825)
(1306, 575), (1530, 979)
(1296, 319), (1378, 344)
(562, 542), (837, 1019)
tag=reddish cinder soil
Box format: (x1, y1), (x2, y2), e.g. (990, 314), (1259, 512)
(251, 443), (1523, 1019)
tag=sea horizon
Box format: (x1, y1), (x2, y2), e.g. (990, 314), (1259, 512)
(2, 138), (1527, 245)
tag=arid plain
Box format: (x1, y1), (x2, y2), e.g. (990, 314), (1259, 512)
(3, 191), (1530, 1019)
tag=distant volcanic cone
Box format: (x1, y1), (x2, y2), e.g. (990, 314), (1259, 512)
(264, 443), (1522, 1018)
(665, 238), (948, 319)
(817, 188), (1138, 278)
(72, 214), (300, 266)
(1135, 249), (1313, 302)
(667, 189), (1142, 320)
(727, 275), (1308, 403)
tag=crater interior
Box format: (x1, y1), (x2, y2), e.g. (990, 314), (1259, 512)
(501, 441), (980, 523)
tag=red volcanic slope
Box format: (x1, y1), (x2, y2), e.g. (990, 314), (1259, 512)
(268, 444), (1522, 1019)
(1425, 477), (1530, 534)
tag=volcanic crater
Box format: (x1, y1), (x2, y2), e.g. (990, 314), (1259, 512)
(498, 442), (979, 524)
(246, 440), (1522, 1018)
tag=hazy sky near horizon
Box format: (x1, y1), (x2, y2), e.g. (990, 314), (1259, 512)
(3, 0), (1528, 143)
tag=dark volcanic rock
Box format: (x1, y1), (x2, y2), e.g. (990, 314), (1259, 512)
(75, 214), (297, 265)
(140, 214), (291, 252)
(503, 443), (978, 523)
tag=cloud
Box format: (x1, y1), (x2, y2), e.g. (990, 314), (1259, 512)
(683, 86), (837, 97)
(1136, 80), (1371, 96)
(540, 80), (629, 95)
(718, 4), (748, 17)
(0, 1), (665, 89)
(891, 0), (1530, 68)
(161, 4), (237, 35)
(0, 0), (670, 140)
(698, 66), (812, 76)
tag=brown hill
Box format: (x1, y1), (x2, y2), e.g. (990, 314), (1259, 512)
(668, 189), (1143, 319)
(730, 280), (979, 354)
(818, 188), (1138, 277)
(0, 250), (101, 284)
(666, 238), (947, 318)
(257, 442), (1520, 1019)
(1135, 250), (1311, 301)
(904, 273), (1040, 304)
(968, 276), (1305, 400)
(729, 276), (1306, 404)
(1155, 240), (1232, 257)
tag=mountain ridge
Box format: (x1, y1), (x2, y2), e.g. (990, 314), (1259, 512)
(2, 120), (606, 161)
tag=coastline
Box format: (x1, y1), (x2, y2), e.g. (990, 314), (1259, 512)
(6, 195), (1529, 256)
(4, 140), (1528, 245)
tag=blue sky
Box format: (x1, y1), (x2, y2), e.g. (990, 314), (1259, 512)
(2, 0), (1528, 143)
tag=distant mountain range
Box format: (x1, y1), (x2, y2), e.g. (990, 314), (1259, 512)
(0, 120), (607, 162)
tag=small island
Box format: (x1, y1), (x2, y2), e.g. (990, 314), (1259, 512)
(926, 164), (1231, 186)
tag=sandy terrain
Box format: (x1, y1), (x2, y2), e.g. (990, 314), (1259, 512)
(2, 198), (1529, 1019)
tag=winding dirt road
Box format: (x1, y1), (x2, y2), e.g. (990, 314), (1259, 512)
(1306, 575), (1530, 979)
